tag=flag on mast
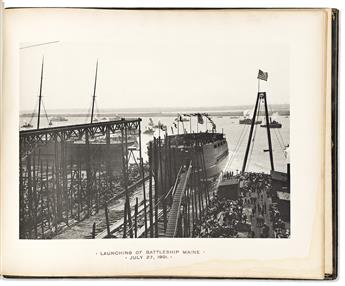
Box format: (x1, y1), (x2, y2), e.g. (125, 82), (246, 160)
(257, 69), (268, 81)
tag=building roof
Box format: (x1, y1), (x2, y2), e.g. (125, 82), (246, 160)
(270, 170), (288, 182)
(277, 191), (290, 201)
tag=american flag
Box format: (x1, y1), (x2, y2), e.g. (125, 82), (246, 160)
(257, 69), (268, 81)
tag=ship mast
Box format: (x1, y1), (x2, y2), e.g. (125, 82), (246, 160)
(90, 60), (98, 124)
(37, 56), (44, 129)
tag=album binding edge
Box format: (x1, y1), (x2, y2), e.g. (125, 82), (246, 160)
(324, 7), (339, 281)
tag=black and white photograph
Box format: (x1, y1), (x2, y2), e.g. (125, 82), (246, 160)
(19, 36), (290, 240)
(18, 18), (291, 240)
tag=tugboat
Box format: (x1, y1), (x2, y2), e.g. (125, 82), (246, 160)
(260, 117), (282, 129)
(239, 118), (262, 125)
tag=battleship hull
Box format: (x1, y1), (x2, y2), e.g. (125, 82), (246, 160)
(202, 140), (229, 177)
(155, 132), (229, 180)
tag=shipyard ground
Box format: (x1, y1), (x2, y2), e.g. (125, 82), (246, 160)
(51, 171), (289, 239)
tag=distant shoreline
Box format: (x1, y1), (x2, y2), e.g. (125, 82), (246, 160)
(20, 104), (290, 118)
(20, 104), (289, 116)
(20, 110), (290, 118)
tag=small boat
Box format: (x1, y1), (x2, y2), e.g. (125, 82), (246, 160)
(260, 119), (282, 128)
(51, 115), (68, 122)
(260, 115), (282, 128)
(239, 109), (261, 125)
(148, 118), (155, 127)
(143, 127), (155, 135)
(239, 118), (262, 125)
(21, 121), (33, 128)
(49, 120), (53, 126)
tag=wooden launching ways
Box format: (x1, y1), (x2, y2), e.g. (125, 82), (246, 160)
(96, 135), (211, 239)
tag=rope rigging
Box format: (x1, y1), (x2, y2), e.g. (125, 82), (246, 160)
(27, 97), (51, 126)
(267, 103), (287, 157)
(85, 97), (92, 123)
(28, 99), (39, 125)
(227, 123), (249, 169)
(272, 127), (286, 158)
(41, 100), (51, 125)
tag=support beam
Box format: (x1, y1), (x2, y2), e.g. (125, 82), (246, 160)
(148, 141), (154, 238)
(138, 122), (148, 237)
(90, 60), (98, 124)
(37, 57), (44, 129)
(242, 93), (260, 173)
(262, 93), (275, 171)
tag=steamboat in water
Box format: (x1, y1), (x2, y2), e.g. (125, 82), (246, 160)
(239, 109), (262, 125)
(260, 114), (282, 129)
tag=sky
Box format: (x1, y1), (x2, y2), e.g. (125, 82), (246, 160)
(19, 11), (290, 112)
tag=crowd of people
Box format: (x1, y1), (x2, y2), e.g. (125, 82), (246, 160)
(237, 172), (271, 238)
(192, 195), (248, 238)
(192, 171), (290, 238)
(270, 204), (290, 238)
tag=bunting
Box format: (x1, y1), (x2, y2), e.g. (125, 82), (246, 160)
(204, 114), (217, 130)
